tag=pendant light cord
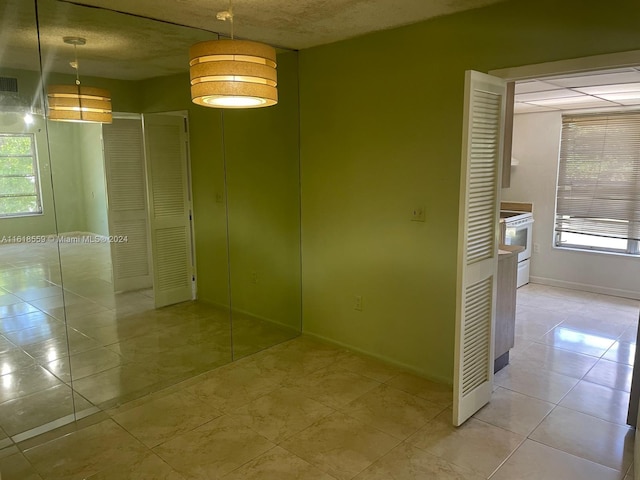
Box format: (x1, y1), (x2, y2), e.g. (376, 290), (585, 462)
(217, 0), (234, 39)
(73, 43), (80, 86)
(229, 0), (234, 39)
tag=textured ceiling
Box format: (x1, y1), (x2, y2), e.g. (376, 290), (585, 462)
(64, 0), (505, 50)
(0, 0), (505, 81)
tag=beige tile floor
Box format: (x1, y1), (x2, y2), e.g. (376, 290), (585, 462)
(0, 238), (298, 444)
(0, 281), (636, 478)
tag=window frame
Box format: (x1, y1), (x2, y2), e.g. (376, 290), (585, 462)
(0, 133), (43, 218)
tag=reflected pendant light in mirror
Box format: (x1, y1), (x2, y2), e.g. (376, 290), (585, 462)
(189, 3), (277, 109)
(47, 37), (112, 123)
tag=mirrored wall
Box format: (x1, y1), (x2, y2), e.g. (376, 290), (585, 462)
(0, 0), (301, 443)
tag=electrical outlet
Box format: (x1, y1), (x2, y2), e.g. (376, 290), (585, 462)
(215, 192), (224, 204)
(250, 271), (258, 284)
(411, 206), (425, 222)
(533, 243), (540, 254)
(354, 295), (363, 311)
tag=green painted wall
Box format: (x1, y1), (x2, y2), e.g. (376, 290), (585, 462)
(298, 0), (640, 383)
(223, 51), (301, 331)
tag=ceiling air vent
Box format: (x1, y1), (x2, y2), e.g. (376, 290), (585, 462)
(0, 77), (18, 93)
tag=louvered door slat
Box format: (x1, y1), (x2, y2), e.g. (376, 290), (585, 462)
(111, 220), (150, 278)
(466, 88), (500, 265)
(461, 281), (493, 378)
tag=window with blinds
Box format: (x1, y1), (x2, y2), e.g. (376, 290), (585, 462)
(555, 112), (640, 254)
(0, 134), (42, 217)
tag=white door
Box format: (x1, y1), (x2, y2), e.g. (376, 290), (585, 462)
(102, 117), (153, 292)
(143, 113), (194, 308)
(453, 70), (506, 426)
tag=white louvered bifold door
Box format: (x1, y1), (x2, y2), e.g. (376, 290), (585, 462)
(143, 113), (194, 308)
(103, 117), (153, 292)
(453, 71), (506, 427)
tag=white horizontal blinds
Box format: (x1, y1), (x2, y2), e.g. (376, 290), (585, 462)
(102, 118), (152, 292)
(557, 112), (640, 241)
(467, 90), (501, 264)
(462, 277), (493, 396)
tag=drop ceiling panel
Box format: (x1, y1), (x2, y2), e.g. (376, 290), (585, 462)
(516, 89), (582, 102)
(514, 80), (562, 94)
(574, 82), (640, 95)
(544, 71), (640, 88)
(513, 103), (559, 113)
(527, 96), (618, 109)
(596, 92), (640, 101)
(514, 66), (640, 114)
(608, 98), (640, 106)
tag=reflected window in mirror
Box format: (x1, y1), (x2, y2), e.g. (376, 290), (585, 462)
(0, 133), (42, 217)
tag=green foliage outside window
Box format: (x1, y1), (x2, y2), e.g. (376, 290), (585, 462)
(0, 134), (41, 216)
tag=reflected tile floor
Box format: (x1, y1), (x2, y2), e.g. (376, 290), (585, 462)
(0, 239), (298, 445)
(0, 276), (638, 478)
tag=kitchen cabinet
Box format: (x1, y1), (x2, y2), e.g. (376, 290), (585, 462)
(494, 245), (521, 373)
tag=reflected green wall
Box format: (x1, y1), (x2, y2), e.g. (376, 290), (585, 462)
(79, 124), (108, 236)
(48, 121), (86, 233)
(46, 122), (108, 236)
(298, 0), (640, 383)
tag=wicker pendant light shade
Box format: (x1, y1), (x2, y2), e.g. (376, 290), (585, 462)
(189, 39), (277, 109)
(47, 84), (112, 123)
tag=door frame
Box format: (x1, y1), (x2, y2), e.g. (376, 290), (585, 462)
(489, 49), (640, 82)
(488, 49), (640, 433)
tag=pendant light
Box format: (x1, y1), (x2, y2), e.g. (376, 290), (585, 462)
(189, 2), (277, 109)
(47, 37), (112, 124)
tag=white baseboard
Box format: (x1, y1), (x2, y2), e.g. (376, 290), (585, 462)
(530, 275), (640, 300)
